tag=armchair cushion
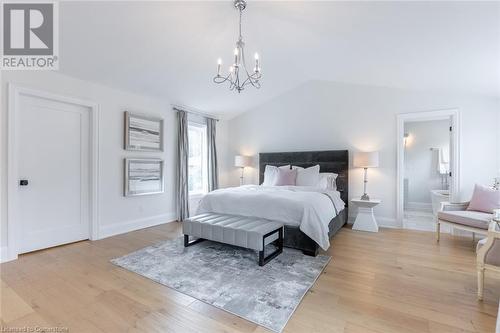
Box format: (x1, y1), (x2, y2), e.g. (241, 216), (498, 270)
(477, 238), (500, 267)
(438, 210), (492, 229)
(478, 221), (500, 266)
(476, 237), (500, 264)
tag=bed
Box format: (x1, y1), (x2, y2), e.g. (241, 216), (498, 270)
(197, 150), (349, 256)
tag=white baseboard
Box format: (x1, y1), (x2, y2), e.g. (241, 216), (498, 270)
(405, 202), (432, 212)
(347, 214), (482, 238)
(99, 212), (177, 239)
(1, 213), (177, 263)
(376, 217), (400, 228)
(0, 246), (17, 263)
(403, 220), (482, 238)
(404, 223), (441, 232)
(347, 215), (400, 228)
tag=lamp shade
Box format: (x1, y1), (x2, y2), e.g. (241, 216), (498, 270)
(353, 151), (379, 168)
(234, 155), (252, 167)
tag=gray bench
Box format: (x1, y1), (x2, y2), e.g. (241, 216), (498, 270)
(183, 213), (284, 266)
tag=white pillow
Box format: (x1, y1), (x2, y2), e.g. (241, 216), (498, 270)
(317, 172), (338, 190)
(293, 165), (320, 186)
(262, 165), (290, 186)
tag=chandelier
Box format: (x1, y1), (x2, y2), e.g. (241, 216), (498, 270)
(213, 0), (262, 93)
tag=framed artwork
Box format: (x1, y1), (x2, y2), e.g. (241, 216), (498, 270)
(124, 111), (164, 151)
(124, 158), (164, 196)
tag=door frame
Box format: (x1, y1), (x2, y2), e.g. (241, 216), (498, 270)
(396, 109), (460, 228)
(6, 83), (100, 262)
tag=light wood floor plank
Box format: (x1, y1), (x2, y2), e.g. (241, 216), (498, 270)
(0, 281), (34, 323)
(1, 223), (498, 332)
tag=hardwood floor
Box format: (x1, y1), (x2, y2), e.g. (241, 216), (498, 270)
(1, 223), (499, 332)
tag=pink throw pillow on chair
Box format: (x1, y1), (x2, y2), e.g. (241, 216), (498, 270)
(467, 184), (500, 213)
(274, 168), (297, 186)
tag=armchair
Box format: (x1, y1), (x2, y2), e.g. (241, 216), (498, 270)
(476, 220), (500, 300)
(436, 201), (490, 242)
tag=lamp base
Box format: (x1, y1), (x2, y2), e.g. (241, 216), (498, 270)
(360, 193), (370, 201)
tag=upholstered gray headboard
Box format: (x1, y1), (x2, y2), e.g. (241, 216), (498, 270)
(259, 150), (349, 205)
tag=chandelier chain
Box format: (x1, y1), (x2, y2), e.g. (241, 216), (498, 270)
(239, 8), (242, 40)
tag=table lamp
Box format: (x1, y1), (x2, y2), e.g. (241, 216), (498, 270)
(234, 155), (252, 186)
(353, 151), (379, 200)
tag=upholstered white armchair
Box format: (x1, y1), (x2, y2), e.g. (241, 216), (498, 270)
(436, 201), (491, 242)
(476, 220), (500, 300)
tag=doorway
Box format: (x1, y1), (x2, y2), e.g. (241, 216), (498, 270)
(7, 85), (99, 261)
(396, 109), (460, 229)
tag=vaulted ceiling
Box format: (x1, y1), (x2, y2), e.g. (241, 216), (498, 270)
(59, 1), (500, 117)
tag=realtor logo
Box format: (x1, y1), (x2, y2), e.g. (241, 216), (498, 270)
(1, 2), (59, 69)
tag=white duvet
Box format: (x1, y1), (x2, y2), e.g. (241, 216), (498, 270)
(196, 185), (345, 250)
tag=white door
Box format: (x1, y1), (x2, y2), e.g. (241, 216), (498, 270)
(16, 93), (91, 253)
(448, 118), (458, 203)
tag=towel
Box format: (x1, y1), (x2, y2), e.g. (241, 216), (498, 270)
(437, 147), (449, 175)
(440, 146), (449, 163)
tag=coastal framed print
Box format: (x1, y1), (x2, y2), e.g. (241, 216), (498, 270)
(124, 158), (164, 196)
(124, 111), (164, 151)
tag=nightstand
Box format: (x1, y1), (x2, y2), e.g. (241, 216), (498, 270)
(350, 199), (381, 232)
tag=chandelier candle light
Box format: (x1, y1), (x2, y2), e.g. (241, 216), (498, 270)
(213, 0), (262, 93)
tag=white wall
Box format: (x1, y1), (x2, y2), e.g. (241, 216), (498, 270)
(0, 71), (225, 256)
(404, 119), (450, 206)
(223, 80), (500, 227)
(0, 71), (178, 251)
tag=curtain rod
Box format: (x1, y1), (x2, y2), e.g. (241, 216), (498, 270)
(172, 104), (219, 121)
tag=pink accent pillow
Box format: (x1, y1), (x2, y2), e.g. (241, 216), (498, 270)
(467, 184), (500, 213)
(274, 168), (297, 186)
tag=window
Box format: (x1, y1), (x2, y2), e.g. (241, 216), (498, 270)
(188, 122), (208, 196)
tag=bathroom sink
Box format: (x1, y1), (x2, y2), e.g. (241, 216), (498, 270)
(431, 190), (450, 216)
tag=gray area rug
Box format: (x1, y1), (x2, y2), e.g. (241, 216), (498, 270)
(111, 238), (330, 332)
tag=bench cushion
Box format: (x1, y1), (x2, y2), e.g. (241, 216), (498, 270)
(438, 210), (492, 230)
(183, 213), (283, 251)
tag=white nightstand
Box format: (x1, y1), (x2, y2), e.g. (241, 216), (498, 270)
(351, 199), (381, 232)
